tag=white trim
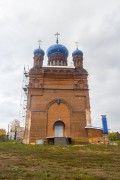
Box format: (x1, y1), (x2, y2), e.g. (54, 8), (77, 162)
(85, 126), (103, 130)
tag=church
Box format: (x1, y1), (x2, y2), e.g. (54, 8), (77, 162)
(23, 33), (103, 145)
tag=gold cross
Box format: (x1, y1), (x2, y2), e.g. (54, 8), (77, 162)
(37, 40), (42, 48)
(55, 32), (60, 44)
(75, 41), (79, 49)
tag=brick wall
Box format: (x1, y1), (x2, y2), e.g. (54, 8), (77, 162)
(86, 128), (103, 143)
(23, 67), (94, 144)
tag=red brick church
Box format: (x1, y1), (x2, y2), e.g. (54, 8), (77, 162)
(23, 34), (103, 145)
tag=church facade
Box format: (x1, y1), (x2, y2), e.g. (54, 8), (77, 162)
(23, 35), (103, 145)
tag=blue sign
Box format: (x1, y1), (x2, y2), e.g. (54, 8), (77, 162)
(57, 99), (61, 104)
(101, 115), (108, 134)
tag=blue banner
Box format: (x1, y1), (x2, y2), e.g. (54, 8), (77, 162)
(101, 115), (108, 134)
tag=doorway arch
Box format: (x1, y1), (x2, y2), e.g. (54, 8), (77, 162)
(47, 102), (70, 137)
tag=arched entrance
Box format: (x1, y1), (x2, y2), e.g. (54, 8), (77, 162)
(47, 102), (71, 137)
(54, 120), (65, 137)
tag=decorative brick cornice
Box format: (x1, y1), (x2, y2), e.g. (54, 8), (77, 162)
(29, 67), (44, 75)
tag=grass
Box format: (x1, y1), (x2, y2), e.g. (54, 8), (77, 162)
(0, 141), (120, 180)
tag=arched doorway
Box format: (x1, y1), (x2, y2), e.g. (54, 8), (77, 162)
(54, 120), (65, 137)
(47, 102), (71, 137)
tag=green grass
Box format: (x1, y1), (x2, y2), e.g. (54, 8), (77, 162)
(0, 141), (120, 180)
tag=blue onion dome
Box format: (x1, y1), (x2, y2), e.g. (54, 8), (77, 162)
(72, 48), (83, 57)
(33, 48), (45, 56)
(47, 44), (69, 57)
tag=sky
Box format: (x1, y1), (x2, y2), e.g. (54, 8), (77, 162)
(0, 0), (120, 132)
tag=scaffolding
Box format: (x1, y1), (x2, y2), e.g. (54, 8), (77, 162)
(19, 66), (29, 128)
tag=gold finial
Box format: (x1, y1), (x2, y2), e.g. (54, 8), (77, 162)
(75, 41), (79, 49)
(55, 32), (60, 44)
(37, 40), (42, 48)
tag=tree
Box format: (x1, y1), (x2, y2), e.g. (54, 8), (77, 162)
(0, 129), (6, 136)
(10, 119), (20, 132)
(108, 132), (118, 141)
